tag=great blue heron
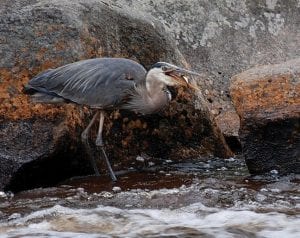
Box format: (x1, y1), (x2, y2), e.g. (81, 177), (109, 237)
(24, 58), (200, 181)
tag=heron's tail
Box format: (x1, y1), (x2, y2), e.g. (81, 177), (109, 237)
(28, 92), (66, 104)
(23, 69), (67, 104)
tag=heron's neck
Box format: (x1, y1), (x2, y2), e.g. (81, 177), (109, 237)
(121, 74), (170, 114)
(145, 72), (165, 95)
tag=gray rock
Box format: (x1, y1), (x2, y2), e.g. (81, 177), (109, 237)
(230, 58), (300, 174)
(112, 0), (300, 137)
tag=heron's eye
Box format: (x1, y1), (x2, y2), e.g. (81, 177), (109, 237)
(161, 66), (168, 72)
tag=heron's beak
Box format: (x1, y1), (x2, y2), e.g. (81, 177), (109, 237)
(165, 67), (200, 91)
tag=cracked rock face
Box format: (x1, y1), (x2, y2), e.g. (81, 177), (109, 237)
(230, 58), (300, 175)
(0, 0), (231, 191)
(112, 0), (300, 137)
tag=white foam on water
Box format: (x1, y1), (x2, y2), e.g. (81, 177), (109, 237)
(0, 203), (299, 238)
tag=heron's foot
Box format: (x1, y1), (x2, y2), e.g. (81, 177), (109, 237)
(81, 131), (89, 143)
(96, 147), (117, 182)
(95, 136), (104, 147)
(81, 135), (100, 176)
(87, 149), (100, 176)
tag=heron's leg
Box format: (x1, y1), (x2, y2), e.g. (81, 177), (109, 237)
(95, 110), (105, 147)
(95, 110), (117, 182)
(81, 111), (100, 176)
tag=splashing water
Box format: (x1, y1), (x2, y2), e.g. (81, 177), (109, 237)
(0, 203), (299, 237)
(0, 157), (299, 237)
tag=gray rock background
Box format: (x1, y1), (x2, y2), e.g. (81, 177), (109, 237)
(111, 0), (300, 133)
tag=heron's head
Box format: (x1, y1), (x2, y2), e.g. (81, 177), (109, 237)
(147, 62), (200, 90)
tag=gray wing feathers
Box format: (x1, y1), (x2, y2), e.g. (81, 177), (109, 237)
(26, 58), (147, 108)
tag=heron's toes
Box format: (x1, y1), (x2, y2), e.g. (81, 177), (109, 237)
(95, 137), (104, 147)
(81, 132), (89, 143)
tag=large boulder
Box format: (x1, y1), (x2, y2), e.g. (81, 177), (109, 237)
(0, 0), (231, 191)
(230, 58), (300, 175)
(113, 0), (300, 141)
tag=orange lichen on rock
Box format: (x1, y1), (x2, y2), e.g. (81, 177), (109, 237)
(230, 58), (300, 121)
(230, 58), (300, 174)
(35, 47), (48, 61)
(0, 66), (75, 121)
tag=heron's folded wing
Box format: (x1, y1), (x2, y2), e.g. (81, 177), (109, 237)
(26, 58), (147, 108)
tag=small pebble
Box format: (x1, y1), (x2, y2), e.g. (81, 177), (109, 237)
(270, 188), (281, 193)
(270, 169), (279, 174)
(136, 156), (145, 162)
(100, 191), (114, 198)
(180, 185), (186, 190)
(112, 186), (122, 193)
(256, 193), (267, 202)
(0, 191), (6, 198)
(225, 157), (235, 162)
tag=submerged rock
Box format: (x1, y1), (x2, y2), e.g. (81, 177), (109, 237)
(230, 58), (300, 175)
(0, 0), (230, 191)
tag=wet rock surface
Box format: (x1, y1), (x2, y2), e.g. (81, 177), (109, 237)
(0, 0), (231, 191)
(230, 58), (300, 174)
(0, 117), (94, 192)
(1, 156), (298, 218)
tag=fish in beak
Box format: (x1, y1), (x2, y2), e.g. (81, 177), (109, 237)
(164, 66), (201, 91)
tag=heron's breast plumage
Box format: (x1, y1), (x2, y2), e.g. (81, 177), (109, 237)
(121, 85), (171, 115)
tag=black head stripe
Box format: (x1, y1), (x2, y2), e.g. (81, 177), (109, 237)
(150, 62), (167, 69)
(150, 62), (178, 69)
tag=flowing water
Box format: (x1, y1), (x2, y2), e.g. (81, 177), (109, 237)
(0, 157), (299, 237)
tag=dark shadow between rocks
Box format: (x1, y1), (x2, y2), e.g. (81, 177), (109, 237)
(5, 142), (92, 193)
